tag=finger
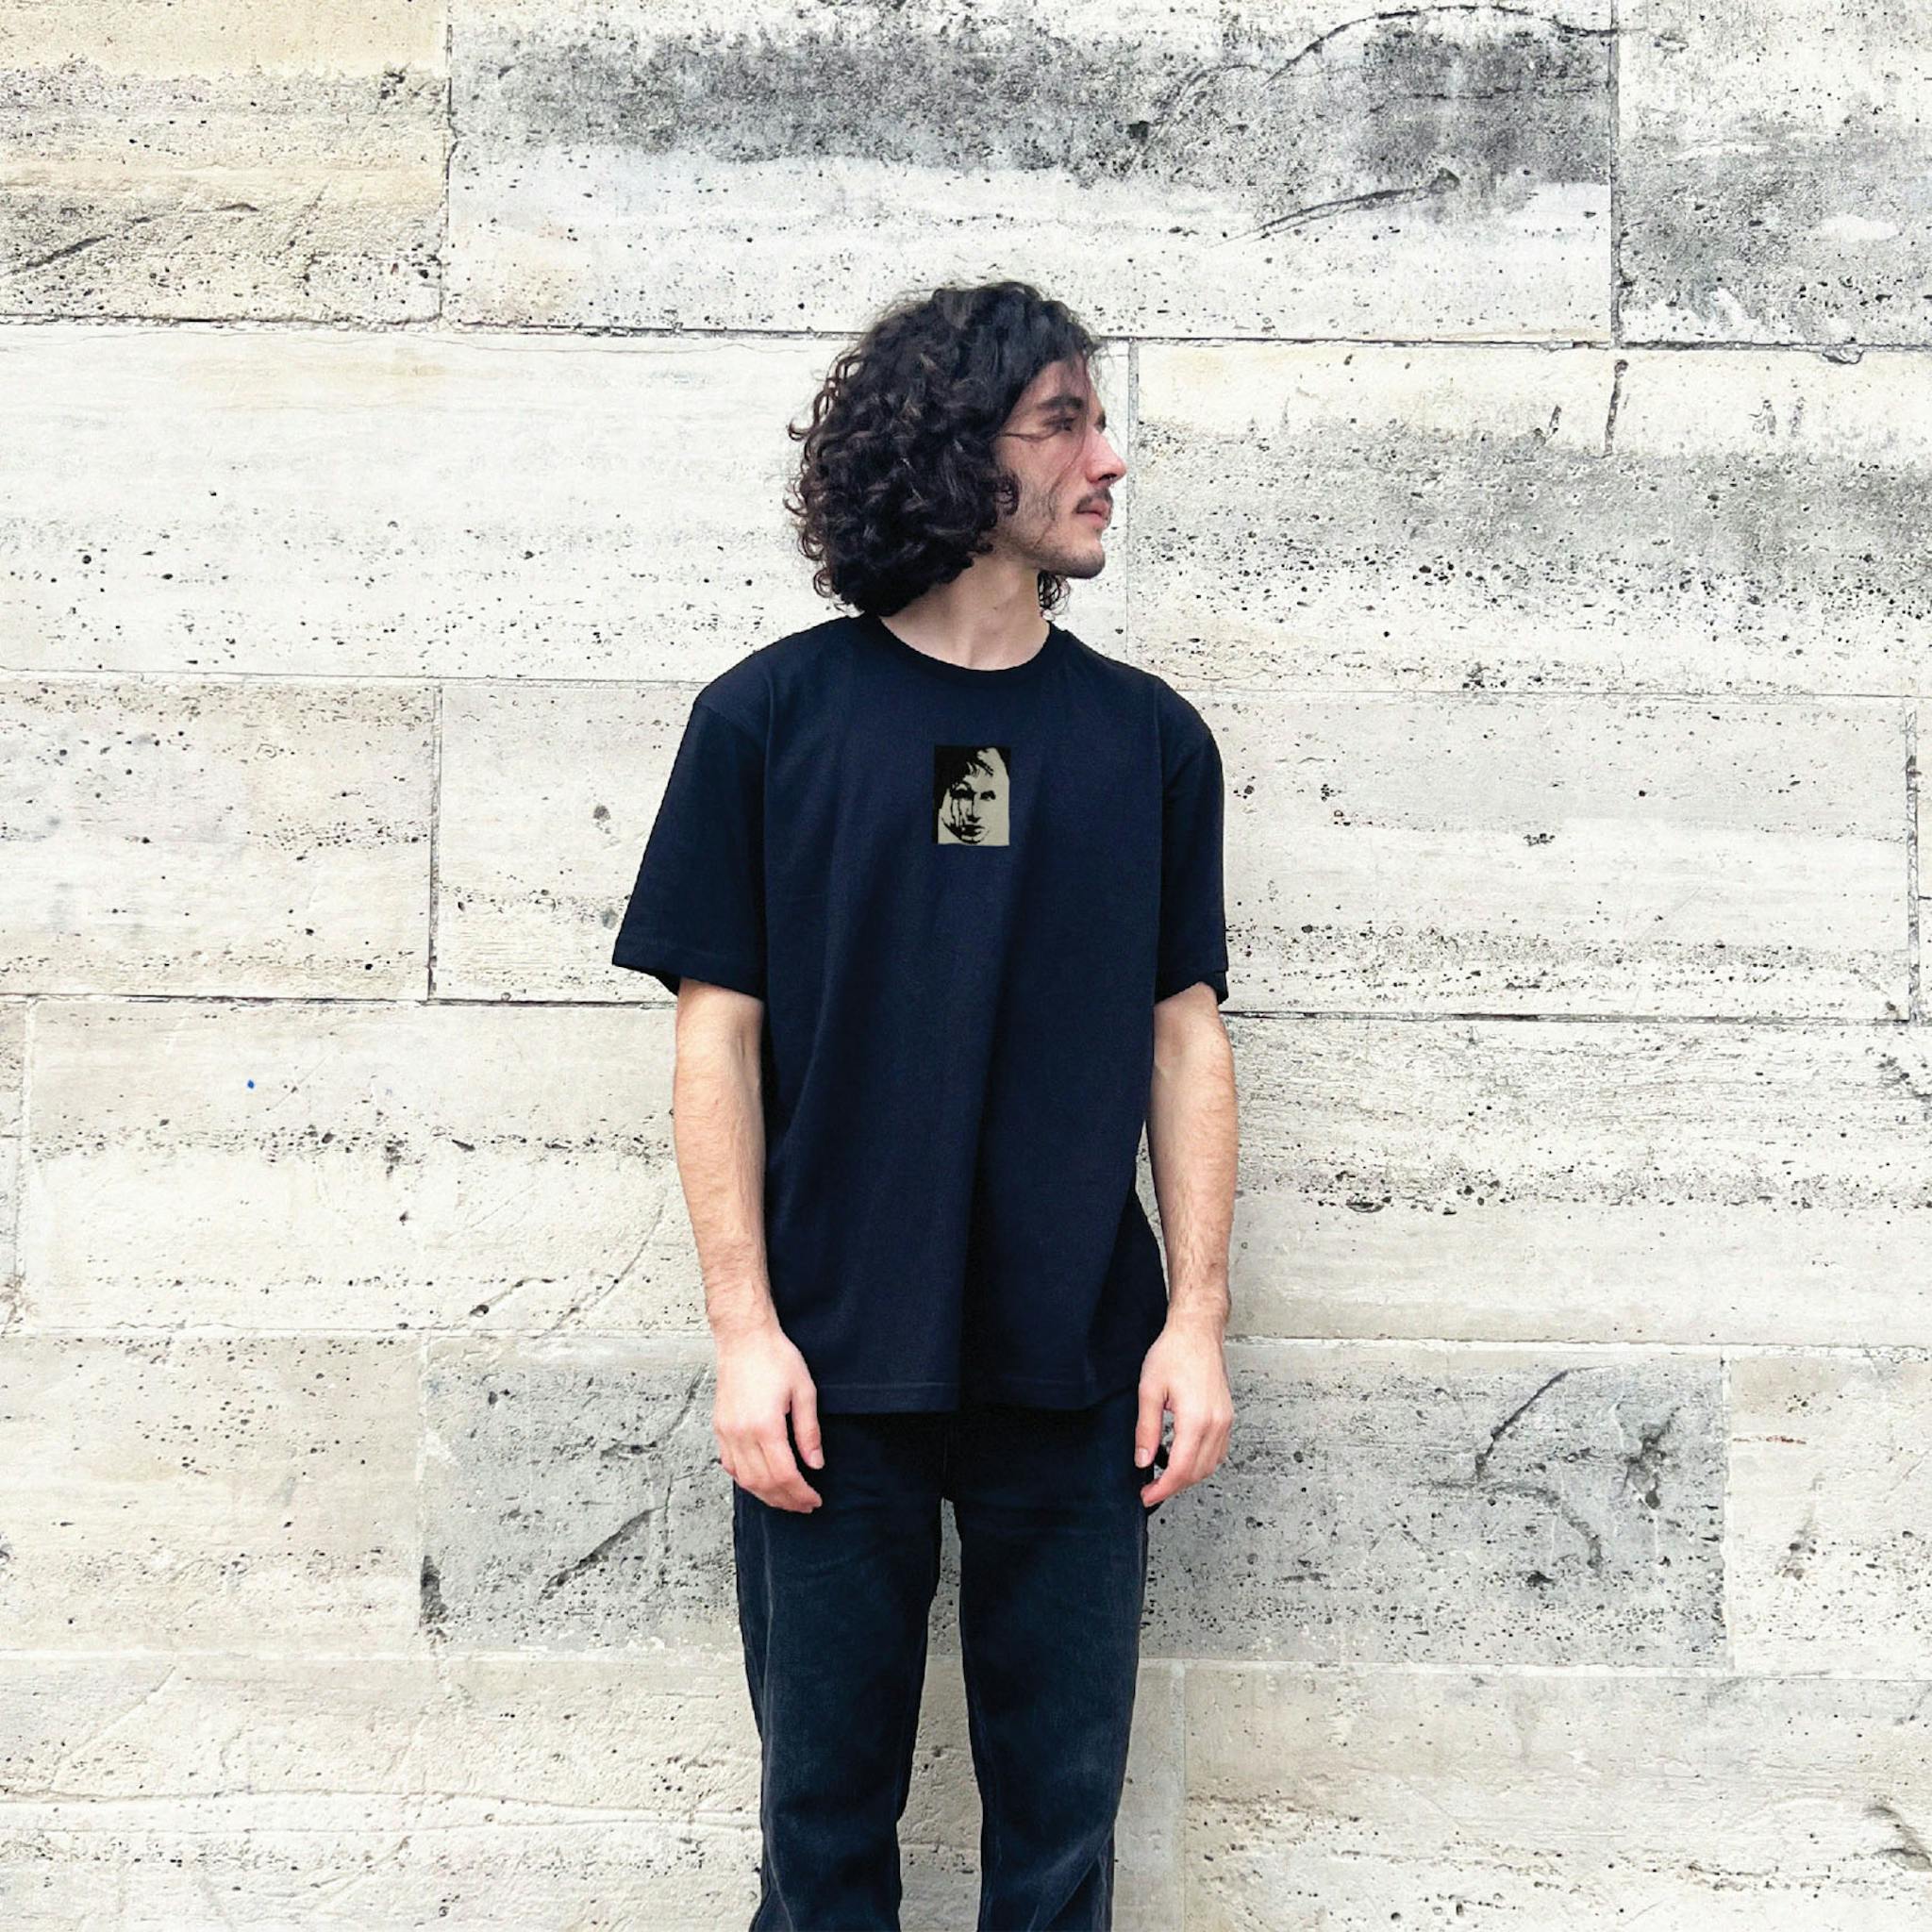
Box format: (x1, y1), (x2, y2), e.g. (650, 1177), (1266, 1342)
(1141, 1439), (1179, 1507)
(1146, 1408), (1236, 1503)
(791, 1383), (824, 1471)
(731, 1434), (768, 1500)
(762, 1430), (822, 1513)
(1143, 1421), (1207, 1507)
(730, 1437), (776, 1507)
(1134, 1382), (1167, 1467)
(1165, 1418), (1210, 1488)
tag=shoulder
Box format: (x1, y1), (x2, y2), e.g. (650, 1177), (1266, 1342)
(1148, 674), (1216, 760)
(691, 615), (856, 745)
(1053, 625), (1220, 782)
(1065, 634), (1218, 779)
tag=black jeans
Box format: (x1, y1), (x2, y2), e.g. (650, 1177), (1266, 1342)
(731, 1381), (1163, 1931)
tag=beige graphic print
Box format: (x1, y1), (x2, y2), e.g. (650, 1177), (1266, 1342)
(934, 744), (1010, 845)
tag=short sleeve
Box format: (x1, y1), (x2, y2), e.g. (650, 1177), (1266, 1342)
(610, 695), (766, 999)
(1156, 711), (1230, 1006)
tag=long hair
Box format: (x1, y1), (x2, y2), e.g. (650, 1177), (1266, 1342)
(931, 743), (1009, 823)
(784, 280), (1104, 621)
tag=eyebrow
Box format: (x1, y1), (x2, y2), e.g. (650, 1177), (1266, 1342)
(1034, 391), (1109, 431)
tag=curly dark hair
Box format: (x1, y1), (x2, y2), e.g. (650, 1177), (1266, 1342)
(783, 280), (1105, 621)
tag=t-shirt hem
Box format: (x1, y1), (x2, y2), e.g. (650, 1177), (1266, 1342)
(610, 933), (765, 1000)
(812, 1356), (1150, 1414)
(809, 1377), (958, 1413)
(1155, 959), (1229, 1004)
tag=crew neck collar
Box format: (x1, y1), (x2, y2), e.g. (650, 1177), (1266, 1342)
(856, 608), (1064, 686)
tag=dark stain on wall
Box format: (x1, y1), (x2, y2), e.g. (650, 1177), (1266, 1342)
(458, 8), (1611, 232)
(1622, 115), (1932, 343)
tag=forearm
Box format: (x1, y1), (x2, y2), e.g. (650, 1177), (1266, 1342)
(669, 999), (778, 1342)
(1145, 1019), (1238, 1335)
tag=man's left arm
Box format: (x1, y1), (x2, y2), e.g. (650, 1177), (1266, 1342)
(1137, 979), (1239, 1507)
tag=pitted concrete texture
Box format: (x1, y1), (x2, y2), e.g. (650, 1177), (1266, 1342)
(1193, 688), (1901, 1016)
(1621, 0), (1932, 345)
(19, 996), (698, 1332)
(0, 0), (446, 321)
(0, 1650), (1185, 1929)
(411, 1334), (1724, 1669)
(1223, 1017), (1932, 1349)
(1141, 1342), (1725, 1664)
(0, 329), (909, 681)
(0, 1333), (419, 1651)
(8, 0), (1932, 1923)
(420, 1337), (735, 1648)
(0, 676), (434, 998)
(0, 1003), (20, 1330)
(1132, 341), (1932, 692)
(1727, 1349), (1932, 1675)
(1184, 1665), (1932, 1925)
(439, 674), (741, 1003)
(445, 0), (1614, 336)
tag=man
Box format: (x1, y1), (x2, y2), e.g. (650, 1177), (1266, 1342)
(611, 279), (1239, 1931)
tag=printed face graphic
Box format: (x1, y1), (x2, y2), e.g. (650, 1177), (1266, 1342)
(934, 744), (1010, 845)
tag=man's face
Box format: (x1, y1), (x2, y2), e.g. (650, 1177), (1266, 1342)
(991, 358), (1124, 585)
(939, 748), (1009, 845)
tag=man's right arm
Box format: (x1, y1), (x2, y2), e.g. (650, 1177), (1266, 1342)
(670, 979), (825, 1513)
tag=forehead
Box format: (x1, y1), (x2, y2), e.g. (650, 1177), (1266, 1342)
(1012, 358), (1105, 415)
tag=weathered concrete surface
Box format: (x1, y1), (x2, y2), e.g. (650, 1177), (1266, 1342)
(0, 1645), (776, 1932)
(0, 328), (980, 680)
(1184, 1663), (1932, 1927)
(420, 1336), (731, 1649)
(446, 0), (1612, 338)
(420, 1336), (1721, 1669)
(5, 664), (1905, 1017)
(1915, 699), (1932, 901)
(1223, 1017), (1932, 1348)
(0, 1806), (754, 1930)
(0, 1001), (20, 1328)
(7, 0), (1932, 1922)
(1140, 1342), (1724, 1664)
(0, 676), (433, 998)
(1728, 1349), (1932, 1675)
(1198, 688), (1903, 1016)
(0, 1), (446, 321)
(1621, 0), (1932, 346)
(440, 675), (708, 1003)
(1132, 342), (1932, 693)
(0, 1334), (418, 1651)
(19, 997), (697, 1333)
(0, 1653), (1184, 1929)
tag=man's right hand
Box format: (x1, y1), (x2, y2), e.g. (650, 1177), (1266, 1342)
(713, 1321), (824, 1511)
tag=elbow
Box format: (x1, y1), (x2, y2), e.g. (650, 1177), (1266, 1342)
(1152, 982), (1227, 1076)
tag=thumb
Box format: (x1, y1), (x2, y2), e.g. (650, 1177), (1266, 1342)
(791, 1382), (824, 1469)
(1135, 1383), (1165, 1466)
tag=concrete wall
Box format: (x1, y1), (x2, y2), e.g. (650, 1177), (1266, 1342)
(4, 2), (1931, 1925)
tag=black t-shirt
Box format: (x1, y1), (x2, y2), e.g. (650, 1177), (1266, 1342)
(610, 608), (1228, 1413)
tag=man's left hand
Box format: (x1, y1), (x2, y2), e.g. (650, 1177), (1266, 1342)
(1135, 1317), (1234, 1509)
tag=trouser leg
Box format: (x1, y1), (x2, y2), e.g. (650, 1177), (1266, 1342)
(733, 1411), (945, 1931)
(948, 1385), (1153, 1932)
